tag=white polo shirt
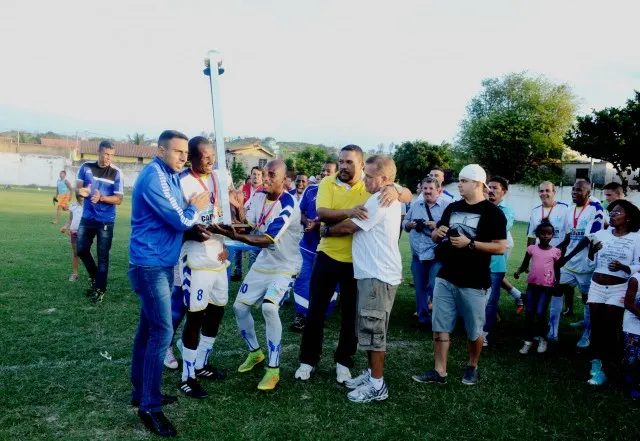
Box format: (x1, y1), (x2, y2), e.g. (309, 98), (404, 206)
(351, 192), (402, 286)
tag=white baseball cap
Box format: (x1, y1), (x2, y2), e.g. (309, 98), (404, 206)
(459, 164), (488, 188)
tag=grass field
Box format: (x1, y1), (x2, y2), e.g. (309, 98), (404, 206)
(0, 187), (637, 441)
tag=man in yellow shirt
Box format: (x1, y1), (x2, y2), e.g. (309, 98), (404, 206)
(295, 144), (411, 383)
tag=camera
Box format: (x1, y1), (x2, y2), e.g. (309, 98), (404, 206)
(414, 219), (426, 233)
(447, 227), (460, 238)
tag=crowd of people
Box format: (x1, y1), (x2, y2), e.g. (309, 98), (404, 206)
(57, 131), (640, 438)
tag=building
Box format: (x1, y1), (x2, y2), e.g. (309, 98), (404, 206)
(40, 138), (156, 166)
(224, 143), (276, 173)
(562, 160), (639, 187)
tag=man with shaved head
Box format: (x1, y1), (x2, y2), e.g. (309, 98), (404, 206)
(213, 159), (302, 391)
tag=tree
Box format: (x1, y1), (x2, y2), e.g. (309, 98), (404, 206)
(292, 146), (336, 176)
(393, 140), (452, 188)
(458, 72), (578, 184)
(387, 142), (396, 156)
(284, 157), (296, 172)
(127, 133), (148, 145)
(230, 159), (247, 186)
(565, 91), (640, 189)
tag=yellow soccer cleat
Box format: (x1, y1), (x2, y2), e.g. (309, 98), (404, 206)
(257, 367), (280, 391)
(238, 349), (265, 373)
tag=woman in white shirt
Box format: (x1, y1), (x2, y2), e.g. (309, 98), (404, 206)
(586, 200), (640, 386)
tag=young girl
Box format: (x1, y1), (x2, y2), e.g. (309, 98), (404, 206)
(514, 219), (561, 354)
(623, 273), (640, 398)
(60, 194), (85, 282)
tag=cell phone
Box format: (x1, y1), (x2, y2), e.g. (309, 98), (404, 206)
(448, 228), (460, 238)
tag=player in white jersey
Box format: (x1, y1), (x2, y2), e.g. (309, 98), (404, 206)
(527, 182), (570, 248)
(552, 180), (604, 346)
(176, 137), (230, 399)
(213, 159), (302, 391)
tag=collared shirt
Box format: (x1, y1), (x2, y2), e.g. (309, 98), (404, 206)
(77, 161), (124, 223)
(299, 185), (321, 254)
(402, 196), (449, 261)
(490, 200), (515, 273)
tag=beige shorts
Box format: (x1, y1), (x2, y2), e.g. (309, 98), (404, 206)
(356, 278), (398, 351)
(587, 280), (626, 307)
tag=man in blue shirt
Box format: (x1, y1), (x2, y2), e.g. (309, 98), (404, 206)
(128, 130), (210, 438)
(290, 161), (338, 332)
(76, 140), (124, 303)
(403, 177), (450, 329)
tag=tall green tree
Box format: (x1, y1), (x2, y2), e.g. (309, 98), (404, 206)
(127, 133), (148, 145)
(292, 146), (336, 176)
(458, 72), (578, 184)
(565, 91), (640, 189)
(230, 160), (247, 186)
(393, 140), (452, 187)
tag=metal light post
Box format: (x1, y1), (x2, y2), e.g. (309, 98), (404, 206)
(204, 50), (232, 225)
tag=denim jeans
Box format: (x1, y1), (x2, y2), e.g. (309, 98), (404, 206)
(129, 264), (174, 412)
(230, 250), (259, 277)
(524, 284), (552, 341)
(170, 285), (186, 338)
(410, 255), (441, 324)
(76, 217), (114, 291)
(483, 272), (506, 334)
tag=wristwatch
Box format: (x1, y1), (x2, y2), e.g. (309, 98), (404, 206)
(320, 225), (330, 238)
(468, 239), (476, 250)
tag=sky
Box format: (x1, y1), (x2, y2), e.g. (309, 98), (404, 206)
(0, 0), (639, 150)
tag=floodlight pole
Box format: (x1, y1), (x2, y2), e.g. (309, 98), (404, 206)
(204, 49), (232, 225)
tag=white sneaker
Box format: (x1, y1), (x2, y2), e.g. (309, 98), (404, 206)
(482, 331), (489, 347)
(344, 370), (370, 389)
(164, 346), (178, 369)
(537, 340), (548, 353)
(519, 341), (533, 355)
(576, 333), (590, 349)
(294, 363), (315, 381)
(336, 363), (352, 384)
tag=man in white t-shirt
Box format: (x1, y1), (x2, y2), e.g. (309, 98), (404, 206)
(319, 155), (401, 403)
(527, 181), (570, 248)
(175, 137), (230, 399)
(213, 159), (302, 391)
(553, 180), (604, 346)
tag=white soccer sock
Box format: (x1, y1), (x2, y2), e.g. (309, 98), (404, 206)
(369, 375), (384, 390)
(181, 347), (197, 382)
(509, 287), (522, 301)
(234, 302), (259, 352)
(262, 302), (282, 368)
(583, 304), (591, 336)
(549, 296), (563, 338)
(195, 334), (215, 370)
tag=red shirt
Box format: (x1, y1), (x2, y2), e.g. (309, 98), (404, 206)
(242, 183), (263, 205)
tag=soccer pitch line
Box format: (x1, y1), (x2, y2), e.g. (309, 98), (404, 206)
(0, 340), (427, 372)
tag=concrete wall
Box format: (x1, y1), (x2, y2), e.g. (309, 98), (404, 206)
(442, 183), (640, 222)
(0, 152), (71, 187)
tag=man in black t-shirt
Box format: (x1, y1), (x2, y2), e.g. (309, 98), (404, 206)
(412, 164), (506, 386)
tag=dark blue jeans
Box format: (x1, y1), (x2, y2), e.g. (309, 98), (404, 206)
(483, 272), (506, 334)
(410, 255), (441, 324)
(76, 217), (114, 291)
(170, 285), (187, 337)
(524, 284), (552, 341)
(129, 265), (174, 412)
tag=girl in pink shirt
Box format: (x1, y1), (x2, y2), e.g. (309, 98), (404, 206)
(514, 219), (561, 354)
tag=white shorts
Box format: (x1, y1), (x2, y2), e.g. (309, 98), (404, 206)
(559, 268), (592, 294)
(180, 258), (229, 312)
(236, 269), (294, 307)
(587, 280), (626, 307)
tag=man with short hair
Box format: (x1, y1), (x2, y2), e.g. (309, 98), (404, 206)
(551, 180), (604, 347)
(429, 167), (455, 203)
(214, 160), (302, 391)
(289, 172), (309, 202)
(319, 155), (402, 402)
(291, 161), (339, 332)
(403, 177), (449, 329)
(174, 136), (230, 399)
(51, 170), (72, 224)
(129, 130), (210, 437)
(526, 181), (570, 248)
(295, 145), (411, 383)
(76, 140), (124, 303)
(412, 164), (506, 386)
(603, 182), (624, 228)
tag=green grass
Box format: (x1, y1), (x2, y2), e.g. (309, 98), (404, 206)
(0, 187), (637, 440)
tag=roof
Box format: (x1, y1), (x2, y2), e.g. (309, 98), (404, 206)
(225, 143), (275, 157)
(41, 138), (157, 158)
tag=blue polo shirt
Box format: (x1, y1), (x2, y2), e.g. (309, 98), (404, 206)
(77, 161), (124, 223)
(299, 185), (320, 254)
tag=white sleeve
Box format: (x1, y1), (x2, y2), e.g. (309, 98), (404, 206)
(351, 195), (384, 232)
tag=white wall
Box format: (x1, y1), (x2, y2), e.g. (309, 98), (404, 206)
(442, 183), (640, 222)
(0, 153), (70, 187)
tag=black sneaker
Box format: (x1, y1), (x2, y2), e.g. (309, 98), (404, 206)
(131, 394), (178, 407)
(195, 365), (227, 381)
(461, 365), (479, 386)
(289, 314), (305, 333)
(91, 289), (106, 304)
(412, 369), (447, 384)
(137, 410), (177, 438)
(179, 378), (208, 398)
(86, 278), (96, 297)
